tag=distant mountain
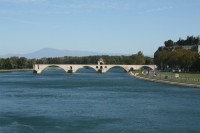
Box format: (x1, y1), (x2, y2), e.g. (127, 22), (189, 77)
(0, 48), (119, 59)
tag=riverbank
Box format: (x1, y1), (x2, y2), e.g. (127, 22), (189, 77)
(130, 72), (200, 88)
(0, 69), (32, 72)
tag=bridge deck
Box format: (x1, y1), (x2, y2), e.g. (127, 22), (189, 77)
(33, 64), (157, 74)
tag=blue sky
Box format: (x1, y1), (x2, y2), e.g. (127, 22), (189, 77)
(0, 0), (200, 56)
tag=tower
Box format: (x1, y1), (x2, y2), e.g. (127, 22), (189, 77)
(98, 58), (105, 65)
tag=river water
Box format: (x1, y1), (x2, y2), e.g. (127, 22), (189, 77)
(0, 68), (200, 133)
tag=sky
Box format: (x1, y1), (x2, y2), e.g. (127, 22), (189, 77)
(0, 0), (200, 56)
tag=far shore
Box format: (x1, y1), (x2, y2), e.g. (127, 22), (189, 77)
(0, 69), (32, 72)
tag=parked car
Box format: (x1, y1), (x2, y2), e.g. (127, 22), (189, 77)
(172, 69), (181, 73)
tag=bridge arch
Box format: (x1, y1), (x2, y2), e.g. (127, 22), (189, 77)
(105, 65), (129, 73)
(73, 65), (98, 73)
(75, 66), (98, 73)
(38, 65), (68, 74)
(139, 66), (154, 70)
(129, 67), (135, 72)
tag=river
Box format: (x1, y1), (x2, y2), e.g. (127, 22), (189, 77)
(0, 68), (200, 133)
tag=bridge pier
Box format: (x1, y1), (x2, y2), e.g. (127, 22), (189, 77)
(68, 70), (73, 73)
(98, 69), (107, 73)
(97, 69), (103, 73)
(33, 70), (38, 74)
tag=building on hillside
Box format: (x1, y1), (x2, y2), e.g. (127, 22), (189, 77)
(182, 45), (200, 53)
(193, 45), (200, 53)
(172, 44), (200, 53)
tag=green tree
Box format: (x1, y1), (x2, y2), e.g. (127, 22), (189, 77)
(9, 57), (19, 69)
(2, 58), (12, 69)
(164, 40), (174, 47)
(26, 59), (36, 68)
(132, 51), (145, 65)
(154, 50), (169, 70)
(179, 49), (198, 72)
(17, 57), (27, 69)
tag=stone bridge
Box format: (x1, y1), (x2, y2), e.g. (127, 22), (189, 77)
(33, 64), (157, 74)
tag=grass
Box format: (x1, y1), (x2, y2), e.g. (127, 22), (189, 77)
(159, 71), (200, 80)
(132, 70), (200, 85)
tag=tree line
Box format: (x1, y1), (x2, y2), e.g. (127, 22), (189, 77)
(0, 51), (153, 70)
(164, 35), (200, 47)
(154, 36), (200, 72)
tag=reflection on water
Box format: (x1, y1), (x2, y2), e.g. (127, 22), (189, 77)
(1, 68), (200, 133)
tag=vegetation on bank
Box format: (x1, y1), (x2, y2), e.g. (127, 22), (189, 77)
(0, 51), (153, 70)
(158, 71), (200, 80)
(146, 35), (200, 86)
(0, 69), (32, 72)
(134, 70), (200, 85)
(163, 36), (200, 47)
(154, 36), (200, 72)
